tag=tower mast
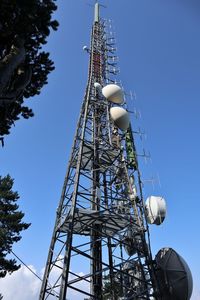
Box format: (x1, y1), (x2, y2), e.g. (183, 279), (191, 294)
(39, 3), (158, 299)
(39, 3), (193, 300)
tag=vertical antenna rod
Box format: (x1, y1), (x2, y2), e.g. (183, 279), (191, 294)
(94, 2), (100, 23)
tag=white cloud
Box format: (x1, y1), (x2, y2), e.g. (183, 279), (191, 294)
(0, 265), (89, 300)
(0, 264), (199, 300)
(191, 284), (200, 300)
(0, 265), (40, 300)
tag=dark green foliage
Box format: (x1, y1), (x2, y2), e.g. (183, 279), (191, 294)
(0, 175), (30, 278)
(0, 0), (59, 137)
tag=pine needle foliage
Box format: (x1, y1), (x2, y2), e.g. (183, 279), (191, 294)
(0, 175), (30, 278)
(0, 0), (59, 137)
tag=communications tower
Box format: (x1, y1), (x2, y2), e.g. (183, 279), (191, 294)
(40, 3), (193, 300)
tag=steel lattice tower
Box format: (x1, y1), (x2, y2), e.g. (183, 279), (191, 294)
(39, 3), (161, 300)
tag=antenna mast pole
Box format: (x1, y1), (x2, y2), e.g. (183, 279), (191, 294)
(90, 4), (102, 298)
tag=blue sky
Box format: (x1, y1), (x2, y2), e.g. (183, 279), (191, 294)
(0, 0), (200, 299)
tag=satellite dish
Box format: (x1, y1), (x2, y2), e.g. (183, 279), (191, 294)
(83, 45), (89, 52)
(124, 234), (142, 257)
(145, 196), (166, 225)
(102, 84), (124, 104)
(110, 107), (129, 131)
(155, 248), (193, 300)
(124, 237), (137, 256)
(123, 226), (143, 257)
(94, 82), (102, 91)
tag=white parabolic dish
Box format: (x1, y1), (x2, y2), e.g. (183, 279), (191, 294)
(94, 82), (102, 91)
(110, 107), (129, 131)
(145, 196), (166, 225)
(102, 84), (124, 104)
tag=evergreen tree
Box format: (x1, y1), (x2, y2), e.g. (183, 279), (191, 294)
(0, 0), (59, 138)
(0, 175), (30, 278)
